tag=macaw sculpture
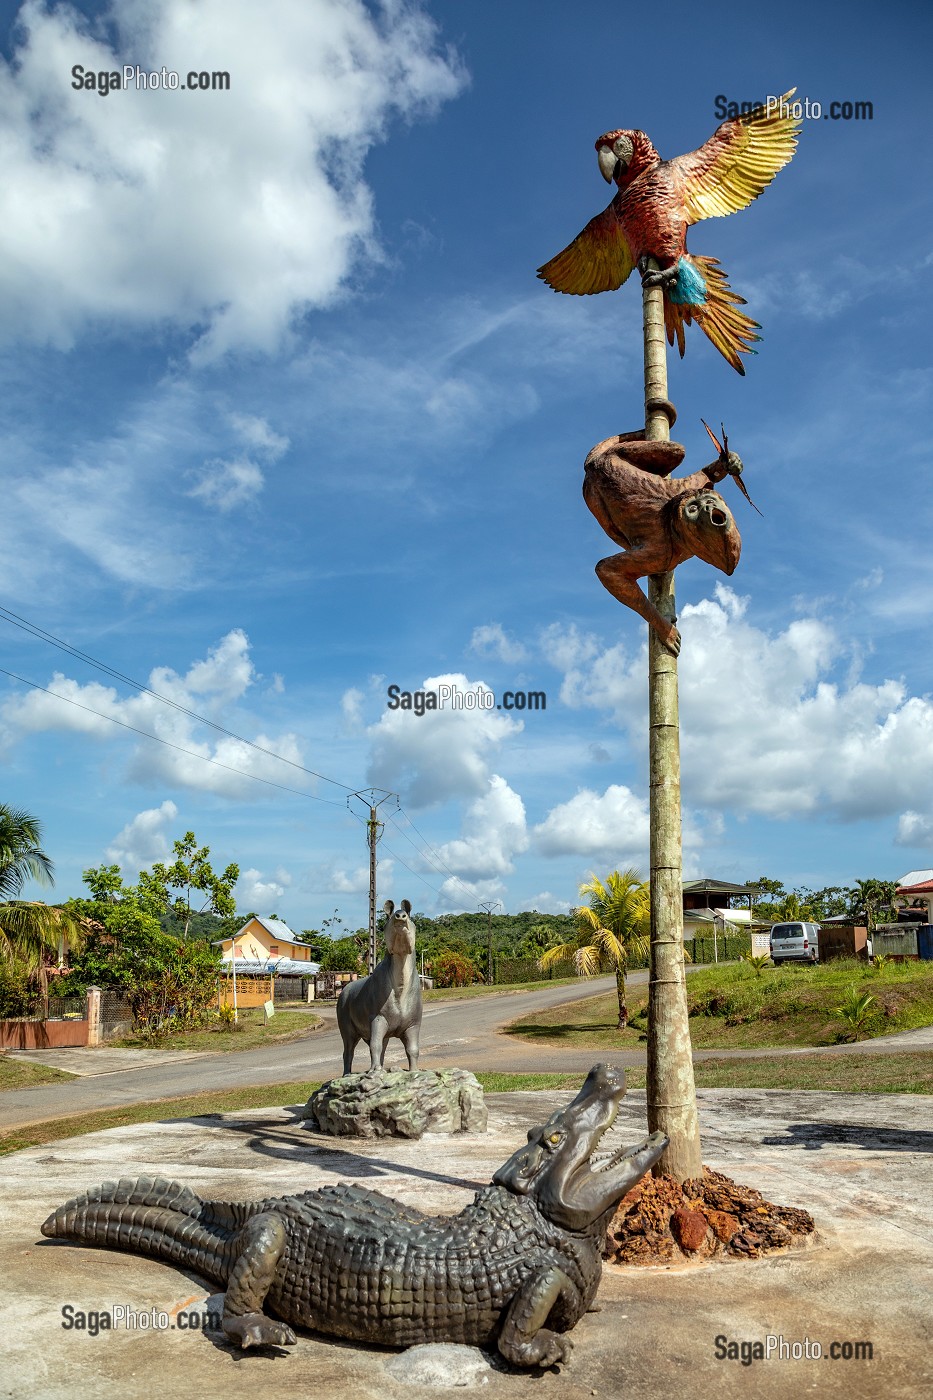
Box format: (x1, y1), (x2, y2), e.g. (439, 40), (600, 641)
(584, 422), (756, 655)
(538, 93), (800, 373)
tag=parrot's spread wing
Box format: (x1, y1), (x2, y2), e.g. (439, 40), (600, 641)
(674, 89), (801, 225)
(537, 201), (635, 295)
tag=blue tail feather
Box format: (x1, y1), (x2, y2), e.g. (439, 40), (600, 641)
(668, 257), (707, 306)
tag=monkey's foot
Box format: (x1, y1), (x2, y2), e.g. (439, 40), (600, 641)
(662, 624), (681, 657)
(222, 1312), (297, 1349)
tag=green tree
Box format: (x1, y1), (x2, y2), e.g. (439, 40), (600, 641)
(317, 935), (364, 973)
(142, 831), (239, 939)
(82, 864), (126, 903)
(541, 869), (650, 1029)
(848, 879), (898, 932)
(0, 803), (54, 899)
(772, 890), (818, 922)
(60, 887), (220, 1035)
(0, 806), (83, 994)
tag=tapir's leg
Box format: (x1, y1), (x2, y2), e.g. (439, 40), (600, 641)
(498, 1265), (575, 1368)
(367, 1015), (388, 1072)
(221, 1212), (297, 1350)
(341, 1029), (359, 1076)
(402, 1022), (420, 1070)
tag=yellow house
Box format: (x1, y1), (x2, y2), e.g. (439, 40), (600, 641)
(214, 916), (316, 965)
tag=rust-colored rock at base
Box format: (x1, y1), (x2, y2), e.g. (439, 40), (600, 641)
(605, 1167), (814, 1266)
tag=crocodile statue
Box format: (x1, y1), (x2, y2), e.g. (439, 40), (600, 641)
(41, 1064), (666, 1369)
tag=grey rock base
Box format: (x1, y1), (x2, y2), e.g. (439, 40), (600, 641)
(303, 1067), (487, 1139)
(385, 1343), (497, 1386)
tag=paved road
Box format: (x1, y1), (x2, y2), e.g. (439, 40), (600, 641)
(0, 975), (625, 1130)
(3, 970), (930, 1132)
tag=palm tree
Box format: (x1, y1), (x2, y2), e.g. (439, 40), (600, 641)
(540, 869), (651, 1029)
(0, 805), (83, 993)
(0, 902), (85, 991)
(0, 803), (54, 899)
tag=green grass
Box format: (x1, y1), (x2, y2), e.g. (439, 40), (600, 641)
(0, 1055), (77, 1090)
(506, 959), (933, 1050)
(112, 1006), (322, 1053)
(423, 976), (584, 1002)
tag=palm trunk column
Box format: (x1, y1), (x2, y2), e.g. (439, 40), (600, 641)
(642, 267), (703, 1182)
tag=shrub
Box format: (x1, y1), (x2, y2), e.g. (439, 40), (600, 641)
(431, 952), (483, 988)
(835, 987), (877, 1041)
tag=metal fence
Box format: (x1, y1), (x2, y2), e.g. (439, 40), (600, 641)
(43, 995), (86, 1022)
(493, 957), (577, 984)
(686, 933), (752, 964)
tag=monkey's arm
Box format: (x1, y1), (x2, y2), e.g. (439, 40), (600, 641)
(679, 450), (744, 494)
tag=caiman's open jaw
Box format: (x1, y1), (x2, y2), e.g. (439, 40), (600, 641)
(493, 1064), (668, 1232)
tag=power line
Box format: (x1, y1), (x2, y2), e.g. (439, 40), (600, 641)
(0, 604), (356, 793)
(0, 667), (348, 807)
(390, 807), (480, 903)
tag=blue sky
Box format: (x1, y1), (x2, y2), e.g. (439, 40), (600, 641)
(1, 0), (931, 930)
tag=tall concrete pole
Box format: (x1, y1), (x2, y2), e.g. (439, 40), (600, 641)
(642, 269), (703, 1182)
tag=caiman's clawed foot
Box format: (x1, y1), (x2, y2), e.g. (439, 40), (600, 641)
(222, 1312), (297, 1350)
(504, 1330), (573, 1370)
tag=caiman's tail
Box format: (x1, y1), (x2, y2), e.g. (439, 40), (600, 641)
(664, 254), (761, 376)
(41, 1176), (258, 1286)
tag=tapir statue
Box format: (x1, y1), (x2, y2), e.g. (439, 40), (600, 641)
(337, 899), (422, 1075)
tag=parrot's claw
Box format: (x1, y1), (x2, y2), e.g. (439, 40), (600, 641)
(641, 269), (679, 289)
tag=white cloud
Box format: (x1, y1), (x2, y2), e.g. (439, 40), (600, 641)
(0, 629), (309, 800)
(896, 813), (933, 849)
(341, 687), (366, 732)
(0, 0), (465, 360)
(366, 671), (522, 807)
(518, 892), (572, 915)
(434, 775), (528, 880)
(533, 784), (649, 862)
(237, 866), (291, 909)
(188, 411), (289, 511)
(469, 623), (528, 664)
(551, 584), (933, 826)
(105, 799), (178, 872)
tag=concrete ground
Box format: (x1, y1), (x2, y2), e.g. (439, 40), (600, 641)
(1, 1084), (930, 1400)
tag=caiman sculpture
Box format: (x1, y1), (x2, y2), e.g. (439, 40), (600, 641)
(41, 1064), (666, 1368)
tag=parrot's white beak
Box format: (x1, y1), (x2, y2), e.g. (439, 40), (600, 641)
(598, 146), (617, 183)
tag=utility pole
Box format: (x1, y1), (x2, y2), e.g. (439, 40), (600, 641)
(479, 899), (501, 985)
(642, 264), (703, 1182)
(348, 788), (397, 973)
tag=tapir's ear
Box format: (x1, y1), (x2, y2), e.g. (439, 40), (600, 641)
(401, 899), (412, 915)
(383, 900), (395, 916)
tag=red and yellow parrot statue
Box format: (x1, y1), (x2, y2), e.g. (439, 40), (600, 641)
(538, 93), (800, 373)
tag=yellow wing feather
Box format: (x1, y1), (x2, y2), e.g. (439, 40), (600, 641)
(674, 89), (801, 226)
(537, 202), (635, 296)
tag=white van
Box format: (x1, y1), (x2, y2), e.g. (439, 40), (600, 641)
(770, 921), (820, 965)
